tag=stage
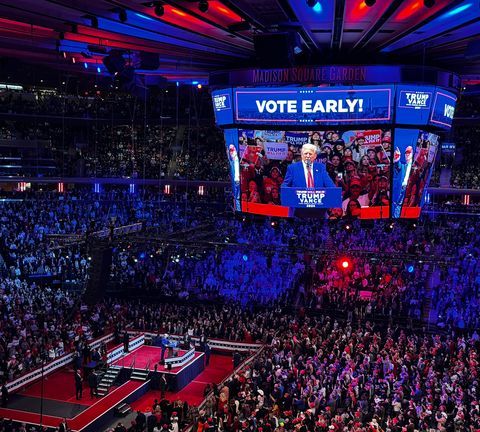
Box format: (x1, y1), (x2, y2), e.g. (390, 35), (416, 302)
(114, 345), (205, 392)
(0, 346), (204, 431)
(0, 332), (261, 431)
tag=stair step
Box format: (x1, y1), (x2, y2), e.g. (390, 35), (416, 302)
(115, 403), (132, 416)
(95, 366), (122, 397)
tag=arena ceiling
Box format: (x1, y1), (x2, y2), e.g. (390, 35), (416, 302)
(0, 0), (479, 84)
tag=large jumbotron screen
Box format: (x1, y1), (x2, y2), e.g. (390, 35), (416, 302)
(213, 83), (455, 219)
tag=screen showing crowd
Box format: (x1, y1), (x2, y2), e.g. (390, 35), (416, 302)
(392, 129), (439, 219)
(225, 128), (393, 219)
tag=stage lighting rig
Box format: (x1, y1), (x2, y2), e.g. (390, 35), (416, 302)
(86, 15), (98, 28)
(118, 9), (127, 22)
(154, 2), (164, 16)
(199, 0), (209, 12)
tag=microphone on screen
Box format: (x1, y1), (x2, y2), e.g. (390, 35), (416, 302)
(305, 160), (312, 169)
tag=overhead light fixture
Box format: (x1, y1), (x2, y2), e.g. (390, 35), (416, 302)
(87, 15), (98, 28)
(365, 0), (376, 6)
(424, 0), (435, 7)
(199, 0), (209, 12)
(119, 9), (128, 22)
(154, 2), (164, 16)
(85, 15), (98, 28)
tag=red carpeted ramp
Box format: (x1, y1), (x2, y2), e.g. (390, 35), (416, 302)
(0, 380), (147, 432)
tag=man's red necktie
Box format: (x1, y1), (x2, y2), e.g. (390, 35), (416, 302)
(307, 166), (314, 188)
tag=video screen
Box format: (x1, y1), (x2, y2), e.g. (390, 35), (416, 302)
(225, 128), (392, 219)
(234, 86), (393, 126)
(392, 129), (439, 218)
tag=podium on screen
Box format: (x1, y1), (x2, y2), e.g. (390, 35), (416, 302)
(280, 187), (342, 209)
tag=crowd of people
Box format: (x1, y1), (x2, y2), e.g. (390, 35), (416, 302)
(199, 315), (480, 431)
(0, 83), (480, 432)
(0, 89), (228, 179)
(0, 88), (212, 121)
(0, 183), (476, 430)
(449, 125), (480, 189)
(237, 130), (392, 216)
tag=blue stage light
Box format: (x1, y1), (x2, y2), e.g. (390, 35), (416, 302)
(407, 265), (415, 273)
(242, 254), (248, 261)
(84, 62), (88, 69)
(135, 13), (154, 21)
(442, 3), (472, 18)
(192, 81), (199, 85)
(97, 66), (101, 73)
(313, 2), (322, 13)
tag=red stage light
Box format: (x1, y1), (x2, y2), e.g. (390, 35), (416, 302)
(339, 258), (351, 270)
(395, 0), (422, 21)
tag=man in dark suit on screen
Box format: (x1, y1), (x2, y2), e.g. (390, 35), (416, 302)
(282, 143), (335, 189)
(281, 143), (336, 217)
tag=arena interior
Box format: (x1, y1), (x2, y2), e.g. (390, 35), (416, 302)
(0, 0), (479, 431)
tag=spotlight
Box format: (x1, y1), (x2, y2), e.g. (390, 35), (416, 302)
(119, 9), (128, 22)
(199, 0), (209, 12)
(424, 0), (435, 7)
(365, 0), (376, 6)
(338, 258), (351, 271)
(306, 0), (317, 6)
(344, 223), (352, 232)
(385, 221), (395, 233)
(154, 3), (164, 16)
